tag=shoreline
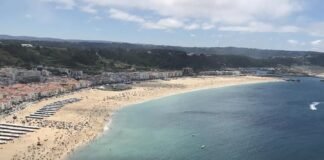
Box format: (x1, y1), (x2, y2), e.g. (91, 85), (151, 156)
(67, 76), (283, 160)
(81, 79), (281, 148)
(113, 78), (282, 112)
(0, 76), (282, 160)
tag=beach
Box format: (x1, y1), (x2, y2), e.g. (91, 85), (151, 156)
(0, 76), (279, 160)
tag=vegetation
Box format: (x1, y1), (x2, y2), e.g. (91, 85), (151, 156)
(0, 39), (321, 74)
(308, 54), (324, 66)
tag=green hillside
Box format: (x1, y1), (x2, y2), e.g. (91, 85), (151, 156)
(0, 39), (321, 74)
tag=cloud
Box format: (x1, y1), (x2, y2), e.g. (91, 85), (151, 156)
(106, 9), (218, 31)
(105, 8), (302, 32)
(288, 39), (299, 45)
(147, 18), (184, 29)
(184, 23), (200, 30)
(278, 25), (301, 33)
(308, 22), (324, 37)
(82, 0), (301, 24)
(80, 5), (97, 14)
(219, 22), (273, 32)
(311, 40), (322, 46)
(40, 0), (304, 32)
(287, 39), (307, 46)
(219, 22), (300, 33)
(201, 23), (215, 30)
(41, 0), (76, 9)
(108, 8), (145, 23)
(108, 9), (190, 30)
(310, 39), (324, 51)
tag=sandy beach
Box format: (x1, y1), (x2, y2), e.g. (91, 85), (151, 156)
(0, 76), (280, 160)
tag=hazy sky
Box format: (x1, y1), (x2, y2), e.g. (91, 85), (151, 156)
(1, 0), (324, 51)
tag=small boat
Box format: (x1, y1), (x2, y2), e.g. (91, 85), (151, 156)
(320, 79), (324, 82)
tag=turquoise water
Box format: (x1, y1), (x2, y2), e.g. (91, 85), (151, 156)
(70, 78), (324, 160)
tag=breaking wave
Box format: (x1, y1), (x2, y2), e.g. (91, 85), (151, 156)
(310, 102), (320, 111)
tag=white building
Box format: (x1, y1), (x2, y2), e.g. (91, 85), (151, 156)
(21, 44), (33, 48)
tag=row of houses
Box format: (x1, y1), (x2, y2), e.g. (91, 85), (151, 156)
(199, 68), (279, 77)
(0, 80), (91, 113)
(0, 68), (50, 85)
(90, 71), (183, 85)
(239, 68), (276, 76)
(199, 70), (241, 76)
(0, 67), (87, 86)
(0, 71), (183, 113)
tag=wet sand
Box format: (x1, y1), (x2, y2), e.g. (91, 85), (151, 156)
(0, 76), (280, 160)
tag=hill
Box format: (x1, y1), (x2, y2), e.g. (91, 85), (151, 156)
(1, 34), (322, 59)
(0, 35), (323, 74)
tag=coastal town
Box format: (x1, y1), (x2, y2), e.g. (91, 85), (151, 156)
(0, 43), (322, 160)
(0, 65), (294, 114)
(2, 0), (324, 159)
(0, 65), (317, 115)
(0, 64), (282, 160)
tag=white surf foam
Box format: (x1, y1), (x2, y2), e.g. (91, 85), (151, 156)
(103, 117), (113, 132)
(310, 102), (320, 111)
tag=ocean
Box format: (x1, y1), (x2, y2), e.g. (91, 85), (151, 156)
(70, 77), (324, 160)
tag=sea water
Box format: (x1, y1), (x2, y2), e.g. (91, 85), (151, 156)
(70, 77), (324, 160)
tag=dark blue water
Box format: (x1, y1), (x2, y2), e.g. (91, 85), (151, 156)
(70, 78), (324, 160)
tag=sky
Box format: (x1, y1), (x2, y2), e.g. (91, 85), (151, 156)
(1, 0), (324, 51)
